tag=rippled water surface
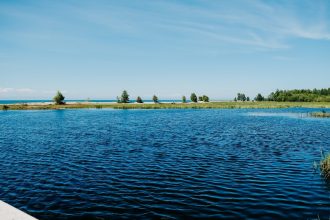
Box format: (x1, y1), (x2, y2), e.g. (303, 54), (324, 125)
(0, 108), (329, 219)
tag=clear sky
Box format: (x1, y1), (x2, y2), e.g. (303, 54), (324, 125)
(1, 0), (330, 100)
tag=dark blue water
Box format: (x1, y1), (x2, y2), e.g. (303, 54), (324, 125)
(0, 108), (329, 220)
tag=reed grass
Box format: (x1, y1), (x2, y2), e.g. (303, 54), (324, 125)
(320, 154), (330, 180)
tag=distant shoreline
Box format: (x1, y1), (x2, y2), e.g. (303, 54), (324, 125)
(1, 101), (330, 110)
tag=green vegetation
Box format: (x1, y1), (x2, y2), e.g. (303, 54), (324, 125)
(234, 88), (330, 102)
(2, 105), (9, 110)
(120, 90), (130, 103)
(198, 96), (203, 102)
(255, 93), (265, 102)
(202, 95), (209, 102)
(236, 93), (247, 101)
(268, 88), (330, 102)
(2, 101), (330, 111)
(136, 96), (143, 103)
(53, 91), (65, 105)
(190, 93), (197, 103)
(152, 95), (158, 103)
(320, 154), (330, 180)
(182, 96), (186, 103)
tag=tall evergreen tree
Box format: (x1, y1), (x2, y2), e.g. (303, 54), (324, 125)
(120, 90), (130, 103)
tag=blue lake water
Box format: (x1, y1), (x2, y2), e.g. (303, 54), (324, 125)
(0, 108), (329, 219)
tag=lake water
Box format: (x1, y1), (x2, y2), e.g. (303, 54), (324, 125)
(0, 108), (329, 219)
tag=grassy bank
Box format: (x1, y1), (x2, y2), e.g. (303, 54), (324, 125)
(1, 101), (330, 110)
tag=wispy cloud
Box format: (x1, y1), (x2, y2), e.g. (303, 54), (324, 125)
(0, 88), (34, 94)
(0, 0), (329, 53)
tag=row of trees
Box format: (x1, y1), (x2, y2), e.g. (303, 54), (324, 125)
(117, 90), (159, 104)
(190, 93), (209, 103)
(268, 89), (330, 102)
(234, 93), (250, 102)
(234, 88), (330, 102)
(234, 93), (265, 102)
(53, 90), (210, 105)
(117, 91), (210, 104)
(53, 88), (330, 105)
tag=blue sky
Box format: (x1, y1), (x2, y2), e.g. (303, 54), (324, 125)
(1, 0), (330, 100)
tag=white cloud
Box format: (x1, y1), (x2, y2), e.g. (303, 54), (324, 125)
(0, 87), (34, 94)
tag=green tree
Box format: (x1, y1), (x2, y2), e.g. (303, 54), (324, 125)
(255, 93), (265, 101)
(202, 95), (209, 102)
(241, 94), (246, 102)
(136, 96), (143, 103)
(120, 90), (130, 103)
(198, 96), (203, 102)
(152, 95), (158, 103)
(53, 91), (65, 105)
(237, 93), (246, 101)
(182, 96), (186, 103)
(190, 93), (197, 103)
(237, 93), (241, 101)
(246, 97), (250, 101)
(234, 97), (237, 102)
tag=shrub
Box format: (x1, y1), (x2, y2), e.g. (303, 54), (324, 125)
(136, 96), (143, 103)
(190, 93), (197, 103)
(198, 96), (203, 102)
(202, 95), (209, 102)
(182, 96), (186, 103)
(152, 95), (158, 103)
(120, 90), (129, 103)
(320, 153), (330, 180)
(2, 105), (9, 110)
(53, 91), (65, 105)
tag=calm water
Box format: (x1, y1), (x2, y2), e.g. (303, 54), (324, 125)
(0, 108), (329, 219)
